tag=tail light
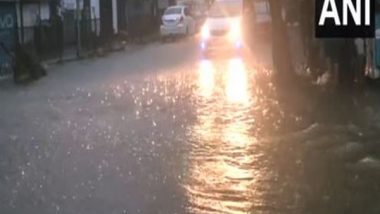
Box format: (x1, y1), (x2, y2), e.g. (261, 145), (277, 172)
(179, 16), (184, 23)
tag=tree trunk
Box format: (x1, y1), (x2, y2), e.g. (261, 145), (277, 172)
(299, 0), (320, 73)
(83, 0), (91, 50)
(268, 0), (294, 78)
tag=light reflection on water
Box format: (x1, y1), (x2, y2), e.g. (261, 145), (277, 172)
(225, 58), (249, 104)
(185, 58), (264, 214)
(198, 60), (216, 98)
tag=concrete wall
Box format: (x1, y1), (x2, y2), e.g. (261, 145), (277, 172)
(90, 0), (99, 19)
(18, 2), (50, 43)
(62, 0), (100, 19)
(22, 3), (50, 27)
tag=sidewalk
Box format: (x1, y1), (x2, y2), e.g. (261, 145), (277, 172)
(42, 46), (78, 65)
(42, 31), (162, 66)
(42, 40), (128, 66)
(0, 36), (160, 86)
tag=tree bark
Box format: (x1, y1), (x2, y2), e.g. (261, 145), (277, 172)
(268, 0), (294, 78)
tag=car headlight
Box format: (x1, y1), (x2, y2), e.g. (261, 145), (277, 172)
(201, 24), (210, 39)
(229, 19), (241, 42)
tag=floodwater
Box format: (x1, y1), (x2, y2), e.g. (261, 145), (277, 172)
(1, 38), (380, 214)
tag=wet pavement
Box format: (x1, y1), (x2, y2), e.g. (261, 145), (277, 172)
(1, 37), (380, 214)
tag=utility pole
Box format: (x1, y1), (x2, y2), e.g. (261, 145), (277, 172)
(19, 0), (24, 44)
(83, 0), (90, 49)
(76, 0), (81, 57)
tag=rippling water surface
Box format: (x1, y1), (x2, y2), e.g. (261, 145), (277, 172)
(177, 58), (380, 214)
(2, 43), (380, 214)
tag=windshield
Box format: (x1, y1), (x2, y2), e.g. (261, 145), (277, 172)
(209, 2), (241, 18)
(164, 7), (182, 15)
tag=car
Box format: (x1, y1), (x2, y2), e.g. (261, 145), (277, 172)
(160, 5), (196, 40)
(200, 0), (244, 57)
(177, 0), (208, 30)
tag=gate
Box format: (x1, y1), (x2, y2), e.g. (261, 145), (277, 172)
(0, 2), (17, 79)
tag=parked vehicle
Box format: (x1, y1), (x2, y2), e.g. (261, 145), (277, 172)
(200, 0), (244, 57)
(177, 0), (208, 30)
(160, 5), (196, 40)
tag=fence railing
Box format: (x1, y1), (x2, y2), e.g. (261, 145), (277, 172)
(1, 11), (161, 80)
(18, 18), (101, 61)
(0, 28), (16, 79)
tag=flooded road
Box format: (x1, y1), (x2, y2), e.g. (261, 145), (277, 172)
(1, 38), (380, 214)
(185, 58), (262, 213)
(183, 57), (380, 214)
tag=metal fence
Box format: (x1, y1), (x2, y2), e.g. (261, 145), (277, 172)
(0, 29), (15, 79)
(1, 0), (160, 81)
(19, 17), (101, 61)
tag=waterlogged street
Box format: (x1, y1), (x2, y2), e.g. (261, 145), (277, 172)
(1, 37), (380, 214)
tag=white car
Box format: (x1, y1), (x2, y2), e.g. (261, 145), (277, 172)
(160, 5), (196, 39)
(200, 0), (243, 56)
